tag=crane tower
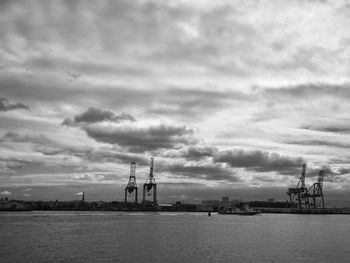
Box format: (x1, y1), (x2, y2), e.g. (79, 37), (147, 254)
(308, 170), (325, 211)
(142, 158), (157, 206)
(287, 164), (325, 213)
(124, 162), (138, 203)
(287, 164), (309, 212)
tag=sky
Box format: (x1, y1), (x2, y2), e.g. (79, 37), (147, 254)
(1, 0), (350, 206)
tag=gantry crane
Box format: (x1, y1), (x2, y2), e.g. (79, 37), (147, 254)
(124, 162), (138, 203)
(287, 164), (325, 213)
(287, 164), (309, 212)
(142, 157), (157, 206)
(308, 170), (325, 211)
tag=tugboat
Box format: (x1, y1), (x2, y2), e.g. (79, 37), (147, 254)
(218, 202), (260, 216)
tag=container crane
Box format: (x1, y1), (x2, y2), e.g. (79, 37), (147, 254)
(287, 164), (325, 213)
(124, 162), (138, 203)
(287, 164), (310, 212)
(142, 158), (157, 206)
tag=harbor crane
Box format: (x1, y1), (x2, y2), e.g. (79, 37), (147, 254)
(124, 162), (138, 203)
(308, 170), (325, 211)
(287, 164), (325, 213)
(142, 157), (157, 206)
(287, 164), (309, 211)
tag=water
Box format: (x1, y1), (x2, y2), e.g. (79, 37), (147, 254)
(0, 212), (349, 263)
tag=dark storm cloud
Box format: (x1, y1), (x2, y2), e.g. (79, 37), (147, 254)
(213, 149), (304, 175)
(85, 150), (149, 166)
(300, 124), (350, 134)
(0, 75), (152, 105)
(305, 165), (350, 179)
(0, 75), (243, 120)
(259, 83), (350, 99)
(0, 154), (66, 176)
(1, 131), (52, 144)
(63, 107), (198, 152)
(183, 146), (218, 160)
(0, 131), (148, 176)
(66, 70), (82, 80)
(162, 145), (218, 160)
(63, 107), (135, 126)
(0, 157), (25, 174)
(158, 162), (239, 182)
(0, 146), (85, 176)
(0, 97), (29, 112)
(1, 130), (149, 174)
(248, 83), (350, 123)
(338, 167), (350, 175)
(149, 88), (250, 117)
(285, 139), (350, 149)
(1, 131), (68, 157)
(162, 146), (306, 176)
(74, 108), (135, 123)
(84, 124), (197, 152)
(1, 131), (94, 158)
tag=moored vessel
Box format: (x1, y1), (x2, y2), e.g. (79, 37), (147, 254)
(219, 203), (260, 215)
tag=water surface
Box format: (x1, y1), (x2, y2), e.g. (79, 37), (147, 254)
(0, 212), (349, 263)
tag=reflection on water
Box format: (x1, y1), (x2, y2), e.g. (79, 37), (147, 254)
(1, 212), (349, 263)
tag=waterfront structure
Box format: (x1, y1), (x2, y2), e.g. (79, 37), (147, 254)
(308, 170), (325, 211)
(199, 198), (242, 211)
(221, 197), (231, 208)
(200, 200), (220, 211)
(124, 162), (138, 204)
(287, 164), (325, 213)
(287, 164), (309, 211)
(249, 200), (291, 213)
(142, 158), (157, 206)
(219, 202), (260, 215)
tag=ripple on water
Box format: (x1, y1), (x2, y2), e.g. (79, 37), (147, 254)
(0, 212), (349, 263)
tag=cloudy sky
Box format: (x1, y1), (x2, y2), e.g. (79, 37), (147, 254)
(1, 0), (350, 206)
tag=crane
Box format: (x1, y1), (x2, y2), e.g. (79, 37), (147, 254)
(124, 162), (138, 203)
(142, 158), (157, 207)
(287, 164), (325, 213)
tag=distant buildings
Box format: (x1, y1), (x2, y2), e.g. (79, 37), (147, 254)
(199, 197), (242, 211)
(0, 200), (30, 211)
(197, 197), (294, 212)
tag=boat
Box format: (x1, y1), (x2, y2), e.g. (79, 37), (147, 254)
(218, 203), (260, 216)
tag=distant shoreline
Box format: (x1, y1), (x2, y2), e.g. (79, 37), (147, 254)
(1, 209), (349, 215)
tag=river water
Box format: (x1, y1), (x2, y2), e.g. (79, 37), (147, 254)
(0, 211), (349, 263)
